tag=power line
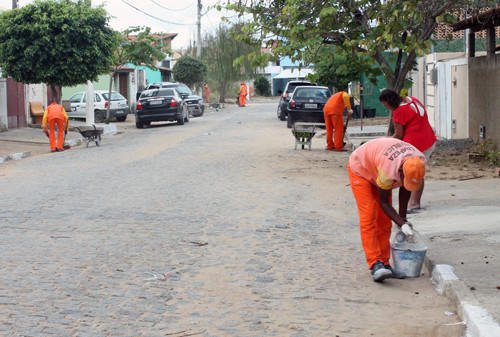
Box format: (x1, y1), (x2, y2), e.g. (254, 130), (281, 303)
(120, 0), (194, 26)
(150, 0), (193, 12)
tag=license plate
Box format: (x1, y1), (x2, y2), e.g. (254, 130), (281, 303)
(304, 103), (317, 108)
(149, 100), (162, 105)
(116, 110), (124, 114)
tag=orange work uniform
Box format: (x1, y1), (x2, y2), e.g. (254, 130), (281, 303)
(347, 138), (425, 269)
(42, 102), (69, 152)
(238, 82), (247, 107)
(204, 83), (210, 104)
(323, 91), (351, 151)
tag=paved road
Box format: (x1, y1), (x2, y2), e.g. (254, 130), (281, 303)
(1, 101), (463, 336)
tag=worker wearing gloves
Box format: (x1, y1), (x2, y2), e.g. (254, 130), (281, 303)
(323, 90), (353, 151)
(42, 102), (69, 153)
(347, 137), (425, 282)
(238, 82), (247, 107)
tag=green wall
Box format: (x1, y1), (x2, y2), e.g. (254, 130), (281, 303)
(62, 74), (111, 100)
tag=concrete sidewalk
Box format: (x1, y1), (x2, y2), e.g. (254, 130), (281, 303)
(0, 121), (118, 162)
(1, 120), (499, 336)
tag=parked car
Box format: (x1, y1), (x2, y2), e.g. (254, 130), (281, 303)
(68, 90), (129, 123)
(135, 88), (189, 128)
(286, 86), (332, 128)
(277, 80), (316, 121)
(145, 82), (204, 117)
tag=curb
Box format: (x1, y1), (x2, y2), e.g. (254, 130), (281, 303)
(0, 151), (31, 164)
(426, 259), (500, 337)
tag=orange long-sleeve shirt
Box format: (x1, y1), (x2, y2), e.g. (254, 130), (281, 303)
(323, 91), (351, 116)
(42, 102), (69, 131)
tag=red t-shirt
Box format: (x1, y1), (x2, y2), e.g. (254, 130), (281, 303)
(393, 97), (437, 152)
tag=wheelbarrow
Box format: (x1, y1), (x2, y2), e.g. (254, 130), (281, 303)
(74, 124), (104, 148)
(291, 122), (324, 150)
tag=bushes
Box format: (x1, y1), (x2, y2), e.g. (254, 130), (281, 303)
(254, 76), (271, 96)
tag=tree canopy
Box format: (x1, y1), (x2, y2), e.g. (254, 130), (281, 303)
(223, 0), (487, 93)
(172, 55), (207, 89)
(196, 23), (263, 102)
(0, 0), (118, 97)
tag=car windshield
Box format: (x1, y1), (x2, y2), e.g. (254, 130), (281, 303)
(294, 88), (330, 99)
(171, 84), (192, 96)
(102, 92), (126, 101)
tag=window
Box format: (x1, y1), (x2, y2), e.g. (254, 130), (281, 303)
(70, 93), (83, 103)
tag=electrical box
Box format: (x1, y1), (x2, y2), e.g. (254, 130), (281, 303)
(429, 68), (438, 85)
(479, 125), (486, 140)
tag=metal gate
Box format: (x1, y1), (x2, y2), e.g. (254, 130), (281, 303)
(6, 78), (26, 128)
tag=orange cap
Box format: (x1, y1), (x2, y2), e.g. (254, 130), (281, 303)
(403, 157), (425, 191)
(241, 81), (244, 85)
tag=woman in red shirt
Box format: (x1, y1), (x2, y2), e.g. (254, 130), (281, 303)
(379, 89), (437, 212)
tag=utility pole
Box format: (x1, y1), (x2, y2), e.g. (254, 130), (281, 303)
(85, 0), (95, 125)
(197, 0), (201, 58)
(12, 0), (18, 9)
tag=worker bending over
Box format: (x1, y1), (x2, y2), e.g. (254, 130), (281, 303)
(323, 90), (353, 151)
(347, 137), (425, 282)
(42, 102), (69, 153)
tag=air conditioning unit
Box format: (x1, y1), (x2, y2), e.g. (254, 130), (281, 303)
(161, 60), (171, 68)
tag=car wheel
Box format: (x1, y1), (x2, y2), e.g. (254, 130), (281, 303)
(94, 110), (104, 123)
(144, 121), (151, 126)
(116, 116), (127, 122)
(287, 115), (292, 128)
(279, 106), (286, 121)
(136, 121), (144, 128)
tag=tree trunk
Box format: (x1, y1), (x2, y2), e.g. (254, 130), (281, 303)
(50, 84), (61, 104)
(219, 81), (226, 103)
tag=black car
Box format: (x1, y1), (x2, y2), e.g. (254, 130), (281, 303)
(277, 80), (316, 121)
(146, 82), (204, 117)
(135, 88), (189, 128)
(286, 86), (332, 128)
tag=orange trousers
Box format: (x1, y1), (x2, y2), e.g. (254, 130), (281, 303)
(239, 94), (246, 107)
(324, 113), (344, 151)
(48, 117), (65, 151)
(348, 165), (392, 269)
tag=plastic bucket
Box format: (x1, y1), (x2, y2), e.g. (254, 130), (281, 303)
(391, 243), (428, 277)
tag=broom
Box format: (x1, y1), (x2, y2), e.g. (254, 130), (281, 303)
(63, 129), (71, 150)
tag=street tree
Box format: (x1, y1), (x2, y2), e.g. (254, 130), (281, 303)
(0, 0), (117, 102)
(312, 46), (361, 91)
(172, 56), (207, 89)
(106, 26), (166, 122)
(223, 0), (487, 128)
(197, 23), (263, 102)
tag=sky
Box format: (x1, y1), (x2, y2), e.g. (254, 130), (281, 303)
(0, 0), (234, 50)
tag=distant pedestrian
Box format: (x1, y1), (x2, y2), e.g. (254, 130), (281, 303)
(323, 90), (353, 151)
(379, 89), (437, 212)
(204, 82), (210, 104)
(42, 102), (69, 153)
(238, 82), (247, 107)
(348, 137), (425, 282)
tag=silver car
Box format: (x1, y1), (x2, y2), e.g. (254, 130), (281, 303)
(68, 90), (130, 123)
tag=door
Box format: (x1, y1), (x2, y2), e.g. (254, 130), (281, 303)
(450, 64), (469, 139)
(6, 78), (26, 128)
(119, 73), (128, 102)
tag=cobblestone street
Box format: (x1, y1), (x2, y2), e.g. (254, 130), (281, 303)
(0, 101), (463, 336)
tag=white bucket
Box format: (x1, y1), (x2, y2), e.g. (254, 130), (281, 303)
(391, 243), (428, 277)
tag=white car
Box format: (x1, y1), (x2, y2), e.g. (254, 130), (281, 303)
(68, 90), (130, 123)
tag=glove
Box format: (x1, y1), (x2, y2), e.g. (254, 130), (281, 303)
(401, 222), (414, 236)
(65, 130), (68, 136)
(347, 109), (354, 116)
